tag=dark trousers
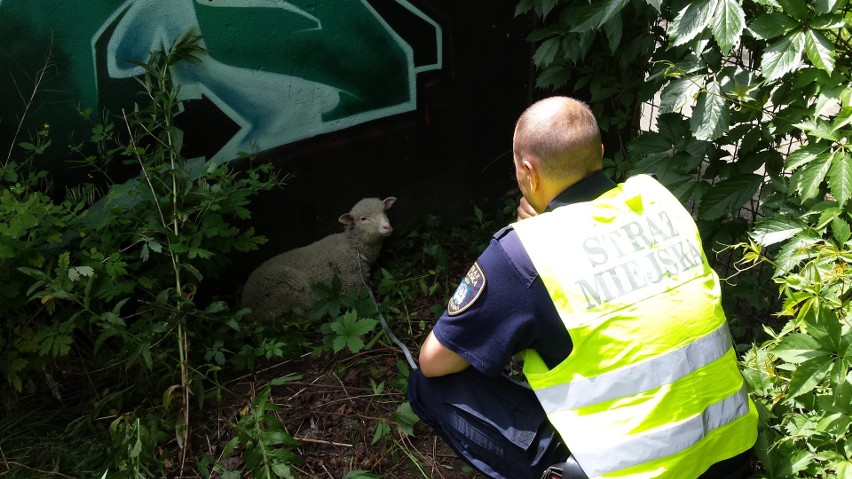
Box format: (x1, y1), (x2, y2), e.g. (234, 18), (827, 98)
(407, 367), (569, 479)
(408, 367), (754, 479)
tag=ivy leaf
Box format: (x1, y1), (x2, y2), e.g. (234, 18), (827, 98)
(711, 0), (745, 53)
(750, 217), (807, 246)
(787, 356), (833, 399)
(828, 150), (852, 207)
(691, 80), (729, 141)
(697, 173), (762, 220)
(670, 0), (714, 47)
(792, 152), (832, 201)
(761, 31), (805, 81)
(804, 29), (835, 74)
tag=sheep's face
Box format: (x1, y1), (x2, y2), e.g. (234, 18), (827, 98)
(339, 197), (396, 240)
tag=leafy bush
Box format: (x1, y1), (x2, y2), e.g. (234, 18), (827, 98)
(0, 30), (295, 476)
(517, 0), (851, 476)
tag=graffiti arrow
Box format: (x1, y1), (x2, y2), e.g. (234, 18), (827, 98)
(174, 94), (240, 160)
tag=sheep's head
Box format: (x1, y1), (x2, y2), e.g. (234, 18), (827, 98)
(339, 197), (396, 241)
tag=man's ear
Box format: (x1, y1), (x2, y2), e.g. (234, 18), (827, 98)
(522, 159), (539, 192)
(601, 143), (605, 158)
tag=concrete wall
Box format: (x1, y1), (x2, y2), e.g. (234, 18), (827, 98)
(1, 0), (534, 288)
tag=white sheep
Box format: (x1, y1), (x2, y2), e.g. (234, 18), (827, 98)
(241, 197), (396, 319)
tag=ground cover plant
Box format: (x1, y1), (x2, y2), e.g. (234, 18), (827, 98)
(518, 0), (852, 477)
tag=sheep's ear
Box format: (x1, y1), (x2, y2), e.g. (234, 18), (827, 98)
(339, 213), (354, 225)
(383, 197), (397, 210)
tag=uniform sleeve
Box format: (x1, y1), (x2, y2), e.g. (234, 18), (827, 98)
(431, 233), (543, 376)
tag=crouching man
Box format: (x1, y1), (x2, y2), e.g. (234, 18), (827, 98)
(408, 96), (757, 479)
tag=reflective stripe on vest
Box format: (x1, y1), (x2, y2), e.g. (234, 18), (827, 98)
(572, 386), (751, 477)
(534, 323), (733, 411)
(513, 175), (757, 478)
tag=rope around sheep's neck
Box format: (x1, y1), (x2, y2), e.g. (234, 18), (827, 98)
(355, 252), (418, 370)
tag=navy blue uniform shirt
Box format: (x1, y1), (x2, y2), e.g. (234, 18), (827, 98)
(433, 170), (617, 376)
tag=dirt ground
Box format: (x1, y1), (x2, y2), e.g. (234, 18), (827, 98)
(201, 341), (482, 479)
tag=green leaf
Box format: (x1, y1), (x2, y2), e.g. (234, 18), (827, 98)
(670, 0), (714, 46)
(748, 12), (798, 40)
(792, 151), (832, 201)
(393, 402), (419, 436)
(761, 31), (806, 81)
(569, 0), (630, 33)
(342, 471), (381, 479)
(828, 150), (852, 207)
(785, 143), (830, 171)
(771, 334), (832, 363)
(371, 419), (390, 445)
(777, 0), (809, 20)
(532, 37), (560, 68)
(691, 80), (729, 140)
(68, 266), (94, 282)
(660, 77), (702, 114)
(711, 0), (745, 53)
(750, 217), (807, 246)
(787, 356), (833, 399)
(644, 0), (662, 12)
(603, 12), (623, 52)
(804, 29), (835, 74)
(697, 173), (762, 220)
(831, 217), (851, 244)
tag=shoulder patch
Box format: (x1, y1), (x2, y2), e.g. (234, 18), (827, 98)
(447, 262), (486, 316)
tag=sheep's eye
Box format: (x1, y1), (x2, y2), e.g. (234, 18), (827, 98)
(360, 217), (368, 222)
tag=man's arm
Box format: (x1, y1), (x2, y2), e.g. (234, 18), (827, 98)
(418, 330), (470, 377)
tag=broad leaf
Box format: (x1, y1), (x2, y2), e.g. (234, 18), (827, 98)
(533, 37), (561, 68)
(750, 217), (807, 246)
(748, 12), (798, 40)
(711, 0), (745, 53)
(771, 333), (831, 364)
(777, 0), (809, 20)
(691, 81), (729, 141)
(570, 0), (630, 33)
(785, 143), (830, 171)
(761, 31), (806, 81)
(670, 0), (714, 47)
(828, 150), (852, 207)
(697, 173), (762, 220)
(804, 29), (835, 74)
(792, 152), (832, 201)
(644, 0), (662, 12)
(603, 12), (623, 52)
(660, 77), (702, 114)
(787, 356), (833, 399)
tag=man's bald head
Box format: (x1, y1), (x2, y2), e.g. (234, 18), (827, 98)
(513, 97), (603, 188)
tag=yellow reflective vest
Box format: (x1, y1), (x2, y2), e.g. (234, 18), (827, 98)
(512, 174), (757, 479)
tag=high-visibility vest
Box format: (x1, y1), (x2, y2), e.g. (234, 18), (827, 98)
(512, 174), (757, 479)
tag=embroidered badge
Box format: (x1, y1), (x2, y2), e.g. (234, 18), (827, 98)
(447, 262), (486, 316)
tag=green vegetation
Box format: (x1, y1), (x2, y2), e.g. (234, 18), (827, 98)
(4, 1), (851, 477)
(518, 0), (852, 477)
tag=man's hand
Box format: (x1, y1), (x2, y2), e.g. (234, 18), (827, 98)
(418, 331), (470, 377)
(517, 196), (538, 220)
